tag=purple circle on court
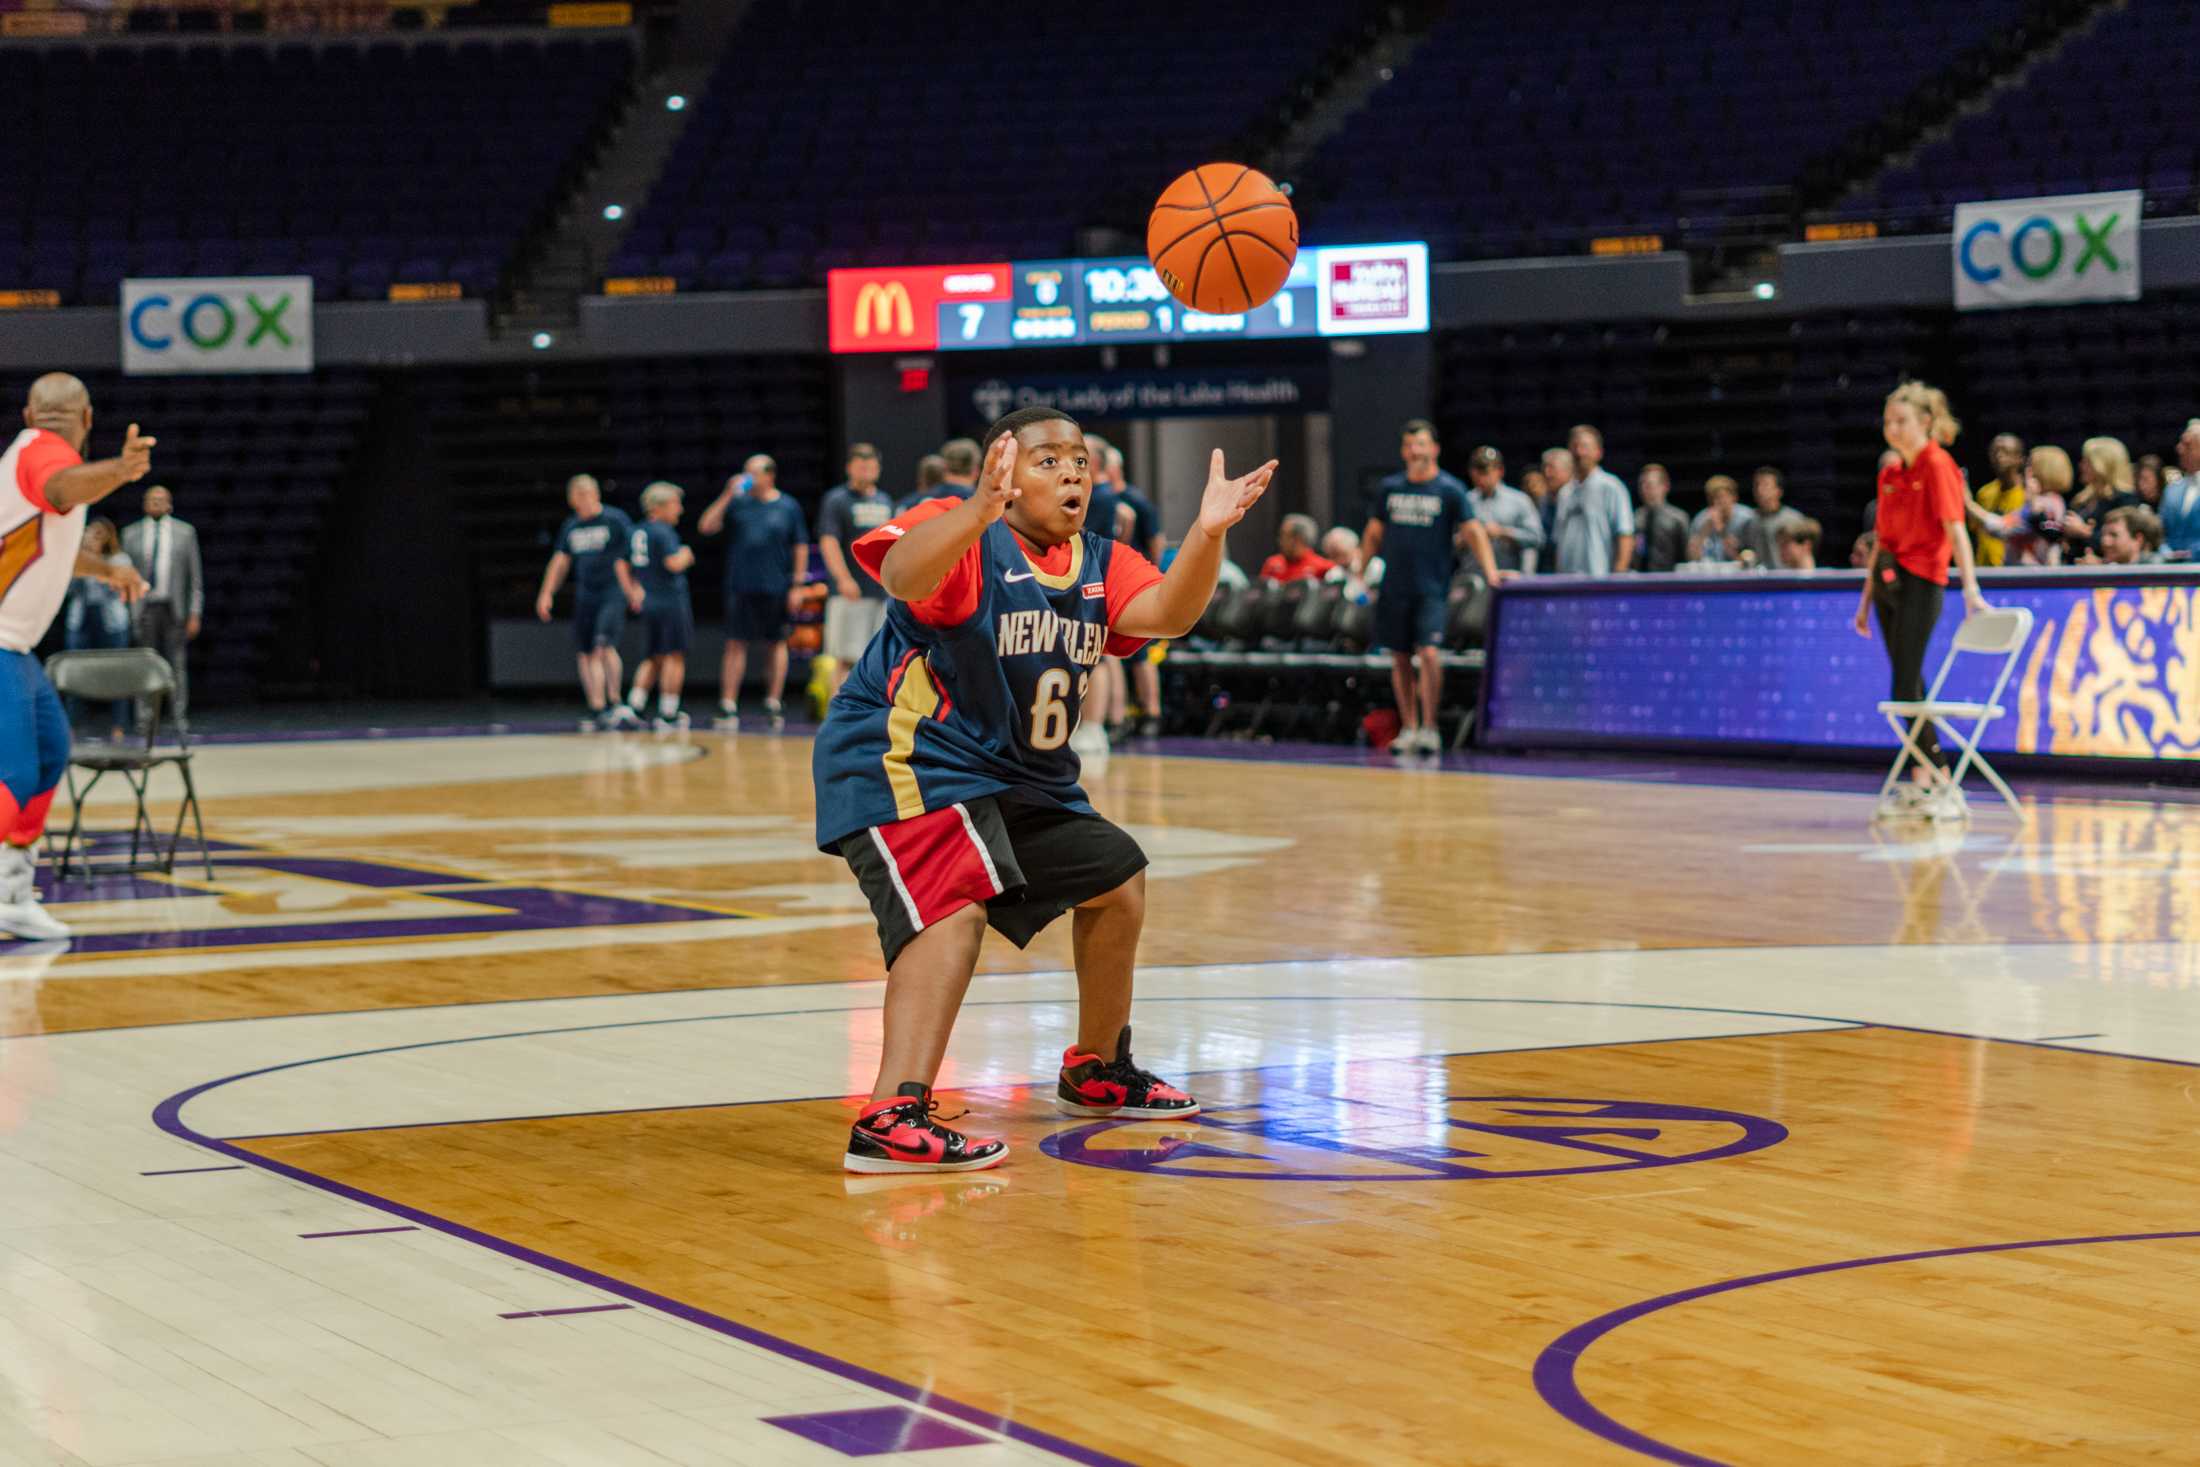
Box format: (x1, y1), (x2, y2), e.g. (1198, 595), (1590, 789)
(1041, 1095), (1787, 1182)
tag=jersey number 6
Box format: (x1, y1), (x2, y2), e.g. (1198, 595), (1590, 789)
(1028, 668), (1092, 751)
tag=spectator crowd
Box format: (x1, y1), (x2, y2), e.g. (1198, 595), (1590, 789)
(1266, 415), (2200, 605)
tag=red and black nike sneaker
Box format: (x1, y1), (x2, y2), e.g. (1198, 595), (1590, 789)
(844, 1083), (1009, 1174)
(1056, 1025), (1201, 1119)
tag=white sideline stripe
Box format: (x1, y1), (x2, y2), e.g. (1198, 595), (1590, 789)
(869, 825), (925, 932)
(23, 912), (872, 983)
(954, 801), (1004, 895)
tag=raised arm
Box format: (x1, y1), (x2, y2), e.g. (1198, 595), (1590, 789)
(44, 422), (155, 512)
(878, 436), (1017, 600)
(697, 479), (740, 536)
(1113, 450), (1276, 640)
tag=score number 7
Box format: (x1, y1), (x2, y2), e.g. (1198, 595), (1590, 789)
(958, 304), (985, 340)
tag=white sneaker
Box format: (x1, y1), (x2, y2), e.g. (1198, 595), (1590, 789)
(1391, 727), (1421, 758)
(1926, 783), (1970, 822)
(1068, 721), (1110, 759)
(0, 844), (31, 904)
(763, 698), (786, 731)
(1418, 727), (1445, 755)
(713, 704), (739, 730)
(1873, 784), (1930, 821)
(0, 898), (70, 941)
(609, 704), (643, 730)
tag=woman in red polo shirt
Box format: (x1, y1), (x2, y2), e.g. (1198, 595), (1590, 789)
(1854, 380), (1988, 818)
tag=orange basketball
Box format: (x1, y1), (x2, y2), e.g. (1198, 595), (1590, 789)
(1146, 163), (1299, 316)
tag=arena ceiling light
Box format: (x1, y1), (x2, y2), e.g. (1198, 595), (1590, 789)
(602, 204), (625, 222)
(531, 332), (554, 350)
(665, 94), (687, 111)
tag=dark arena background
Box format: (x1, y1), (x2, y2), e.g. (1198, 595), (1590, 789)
(4, 2), (2200, 1465)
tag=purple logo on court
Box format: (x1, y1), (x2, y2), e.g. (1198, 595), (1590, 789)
(1042, 1095), (1786, 1182)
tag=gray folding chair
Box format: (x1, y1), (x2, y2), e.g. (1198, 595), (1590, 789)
(42, 648), (211, 879)
(1877, 606), (2035, 817)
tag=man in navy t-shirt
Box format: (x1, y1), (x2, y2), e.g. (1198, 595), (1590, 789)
(534, 473), (642, 730)
(816, 442), (895, 694)
(622, 481), (696, 730)
(698, 454), (809, 730)
(1359, 419), (1502, 757)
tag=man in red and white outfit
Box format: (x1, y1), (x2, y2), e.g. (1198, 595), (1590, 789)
(0, 374), (154, 939)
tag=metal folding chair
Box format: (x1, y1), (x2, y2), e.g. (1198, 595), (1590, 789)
(1876, 606), (2035, 817)
(42, 648), (212, 878)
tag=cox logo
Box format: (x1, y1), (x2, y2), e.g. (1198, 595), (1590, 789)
(128, 291), (297, 352)
(121, 277), (312, 374)
(1959, 208), (2125, 284)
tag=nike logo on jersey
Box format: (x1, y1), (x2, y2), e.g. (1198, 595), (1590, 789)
(1004, 570), (1036, 582)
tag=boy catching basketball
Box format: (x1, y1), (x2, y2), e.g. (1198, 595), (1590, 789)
(813, 407), (1275, 1172)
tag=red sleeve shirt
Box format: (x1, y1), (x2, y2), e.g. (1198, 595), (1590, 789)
(14, 429), (81, 513)
(1875, 442), (1966, 585)
(1259, 550), (1336, 583)
(1100, 541), (1165, 658)
(853, 498), (984, 627)
(852, 499), (1166, 646)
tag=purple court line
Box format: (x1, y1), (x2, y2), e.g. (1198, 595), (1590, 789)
(140, 1164), (245, 1175)
(2035, 1032), (2104, 1041)
(299, 1225), (419, 1240)
(1532, 1229), (2200, 1467)
(499, 1303), (633, 1320)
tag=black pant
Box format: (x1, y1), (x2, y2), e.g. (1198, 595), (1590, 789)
(1876, 564), (1945, 768)
(132, 599), (190, 727)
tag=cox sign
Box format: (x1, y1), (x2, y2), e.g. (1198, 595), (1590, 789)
(122, 277), (314, 375)
(1954, 191), (2140, 311)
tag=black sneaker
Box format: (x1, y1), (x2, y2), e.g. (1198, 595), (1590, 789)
(845, 1083), (1009, 1173)
(1056, 1025), (1200, 1118)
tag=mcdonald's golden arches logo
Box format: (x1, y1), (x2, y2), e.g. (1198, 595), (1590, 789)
(854, 281), (914, 339)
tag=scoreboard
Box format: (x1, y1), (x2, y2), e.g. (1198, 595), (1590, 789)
(828, 242), (1430, 354)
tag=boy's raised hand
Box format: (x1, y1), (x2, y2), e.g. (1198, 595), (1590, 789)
(1195, 450), (1278, 537)
(974, 433), (1020, 526)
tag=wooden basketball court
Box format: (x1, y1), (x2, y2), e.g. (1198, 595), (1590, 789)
(7, 728), (2199, 1465)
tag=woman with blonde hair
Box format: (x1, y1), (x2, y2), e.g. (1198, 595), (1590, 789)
(2063, 436), (2140, 557)
(1854, 380), (1988, 820)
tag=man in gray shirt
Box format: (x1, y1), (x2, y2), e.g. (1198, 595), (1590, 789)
(1551, 429), (1636, 576)
(1463, 445), (1544, 573)
(1737, 465), (1804, 567)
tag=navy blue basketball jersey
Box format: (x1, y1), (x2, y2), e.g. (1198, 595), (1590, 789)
(558, 508), (635, 594)
(1372, 470), (1473, 595)
(812, 502), (1163, 850)
(629, 519), (688, 605)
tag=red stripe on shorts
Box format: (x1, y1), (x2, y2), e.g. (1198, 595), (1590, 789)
(875, 802), (1001, 928)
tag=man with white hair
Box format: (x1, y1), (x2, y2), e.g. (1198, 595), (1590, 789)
(535, 473), (642, 730)
(0, 373), (155, 938)
(2159, 419), (2200, 557)
(1260, 513), (1334, 583)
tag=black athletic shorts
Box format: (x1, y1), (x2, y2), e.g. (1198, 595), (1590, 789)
(839, 793), (1148, 968)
